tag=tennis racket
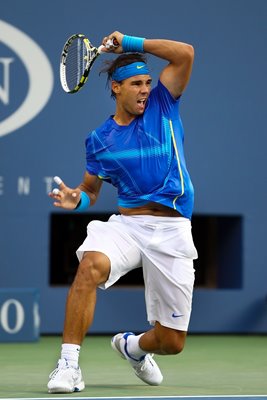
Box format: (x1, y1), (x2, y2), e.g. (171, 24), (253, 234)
(60, 34), (118, 94)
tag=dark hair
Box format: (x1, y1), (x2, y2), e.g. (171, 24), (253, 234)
(100, 53), (148, 99)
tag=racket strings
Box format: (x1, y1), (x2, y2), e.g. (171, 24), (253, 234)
(65, 37), (96, 90)
(60, 34), (100, 93)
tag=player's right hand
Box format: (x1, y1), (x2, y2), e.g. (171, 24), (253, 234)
(102, 31), (123, 53)
(48, 176), (81, 210)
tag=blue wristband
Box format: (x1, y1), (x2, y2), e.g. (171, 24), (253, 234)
(75, 191), (90, 212)
(122, 35), (145, 53)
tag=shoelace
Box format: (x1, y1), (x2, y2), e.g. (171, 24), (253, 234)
(135, 354), (154, 373)
(49, 359), (69, 379)
(58, 359), (69, 367)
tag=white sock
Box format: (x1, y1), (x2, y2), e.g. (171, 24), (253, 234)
(125, 333), (147, 362)
(61, 343), (80, 368)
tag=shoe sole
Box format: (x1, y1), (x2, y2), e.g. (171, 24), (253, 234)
(48, 380), (85, 393)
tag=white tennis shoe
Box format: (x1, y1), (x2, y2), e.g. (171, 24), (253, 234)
(111, 332), (163, 386)
(47, 358), (85, 393)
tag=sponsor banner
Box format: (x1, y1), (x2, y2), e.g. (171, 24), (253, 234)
(0, 288), (40, 342)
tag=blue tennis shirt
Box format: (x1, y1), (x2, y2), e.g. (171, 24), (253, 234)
(85, 80), (194, 219)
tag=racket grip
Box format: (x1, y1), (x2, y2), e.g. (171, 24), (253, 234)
(99, 38), (119, 53)
(98, 45), (105, 53)
(106, 38), (119, 48)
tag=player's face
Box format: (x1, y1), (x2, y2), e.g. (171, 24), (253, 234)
(115, 75), (152, 116)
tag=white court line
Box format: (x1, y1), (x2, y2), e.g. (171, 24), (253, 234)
(2, 395), (267, 400)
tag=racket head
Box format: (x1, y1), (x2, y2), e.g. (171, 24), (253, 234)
(60, 34), (99, 94)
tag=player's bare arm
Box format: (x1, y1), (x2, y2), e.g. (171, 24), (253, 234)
(78, 171), (103, 206)
(144, 39), (194, 98)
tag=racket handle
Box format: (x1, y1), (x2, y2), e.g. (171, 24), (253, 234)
(106, 38), (119, 48)
(98, 45), (105, 53)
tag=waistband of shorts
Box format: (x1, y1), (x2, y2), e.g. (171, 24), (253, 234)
(118, 214), (190, 224)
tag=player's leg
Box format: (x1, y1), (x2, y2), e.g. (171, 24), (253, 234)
(139, 216), (196, 355)
(47, 251), (110, 394)
(111, 255), (193, 386)
(63, 251), (110, 345)
(48, 215), (142, 393)
(111, 215), (197, 385)
(139, 322), (187, 355)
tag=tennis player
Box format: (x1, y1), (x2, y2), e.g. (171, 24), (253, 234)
(47, 30), (197, 393)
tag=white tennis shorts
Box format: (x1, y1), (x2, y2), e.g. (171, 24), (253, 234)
(76, 214), (198, 331)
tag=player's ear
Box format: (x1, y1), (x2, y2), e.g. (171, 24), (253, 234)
(112, 80), (121, 96)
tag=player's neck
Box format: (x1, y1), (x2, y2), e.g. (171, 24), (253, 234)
(113, 113), (136, 126)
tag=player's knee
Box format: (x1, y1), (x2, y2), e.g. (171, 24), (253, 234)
(73, 261), (97, 291)
(161, 337), (185, 355)
(74, 254), (109, 289)
(157, 329), (186, 355)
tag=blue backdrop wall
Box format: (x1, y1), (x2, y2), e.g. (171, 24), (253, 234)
(1, 0), (267, 335)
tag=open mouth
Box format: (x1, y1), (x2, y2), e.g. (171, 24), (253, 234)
(137, 98), (146, 106)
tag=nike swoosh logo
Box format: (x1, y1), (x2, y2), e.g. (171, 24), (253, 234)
(137, 65), (145, 69)
(172, 313), (184, 318)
